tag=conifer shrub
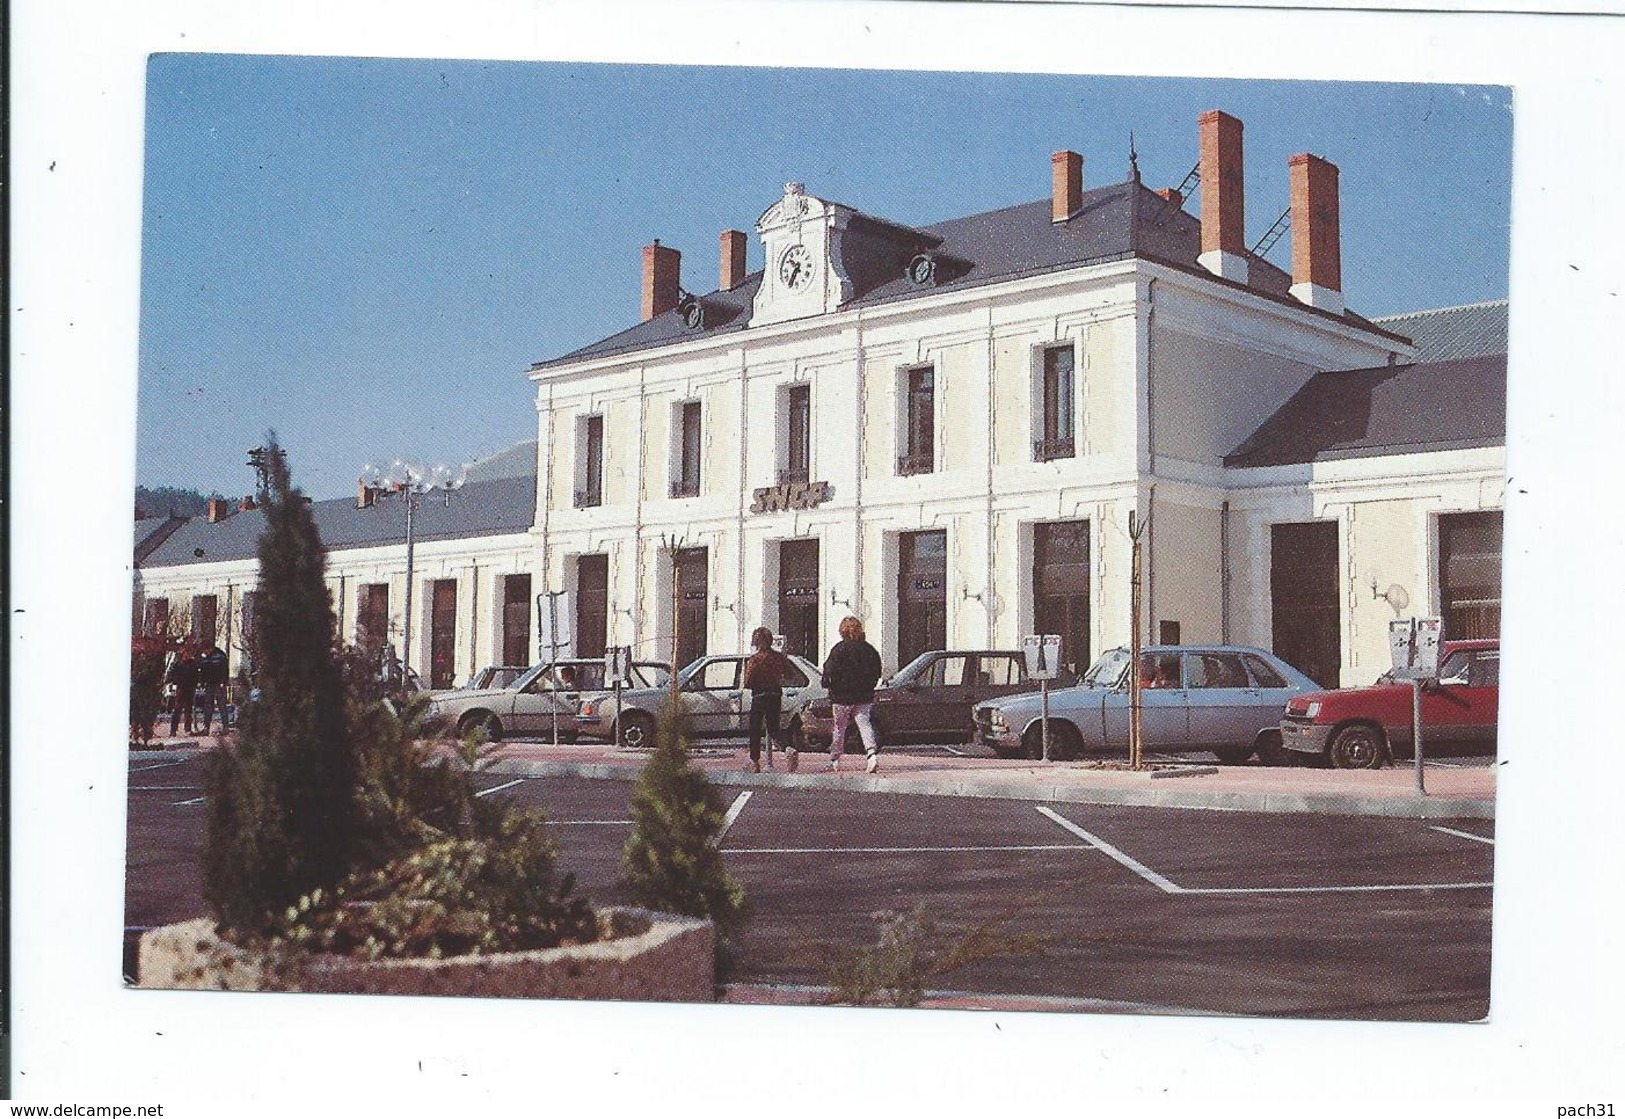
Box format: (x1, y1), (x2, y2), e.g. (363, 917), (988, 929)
(201, 440), (597, 960)
(620, 697), (750, 986)
(202, 442), (357, 936)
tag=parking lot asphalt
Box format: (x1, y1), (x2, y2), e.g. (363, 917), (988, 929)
(134, 731), (1495, 819)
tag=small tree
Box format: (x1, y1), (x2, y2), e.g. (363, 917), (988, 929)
(202, 440), (357, 936)
(620, 698), (750, 986)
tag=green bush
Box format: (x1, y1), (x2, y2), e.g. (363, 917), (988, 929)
(826, 902), (1051, 1008)
(620, 698), (750, 986)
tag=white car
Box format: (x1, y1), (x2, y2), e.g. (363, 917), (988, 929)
(574, 652), (826, 749)
(426, 658), (669, 741)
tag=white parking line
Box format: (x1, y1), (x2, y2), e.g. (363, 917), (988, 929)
(725, 844), (1092, 855)
(131, 786), (202, 792)
(1430, 825), (1495, 845)
(173, 796), (206, 807)
(1189, 882), (1494, 895)
(1036, 805), (1494, 896)
(1035, 806), (1185, 893)
(474, 778), (527, 798)
(554, 819), (635, 826)
(717, 791), (752, 841)
(130, 760), (187, 774)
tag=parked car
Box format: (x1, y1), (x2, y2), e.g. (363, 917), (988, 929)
(974, 645), (1319, 763)
(1280, 639), (1499, 769)
(425, 658), (670, 742)
(574, 652), (825, 749)
(457, 665), (530, 692)
(801, 649), (1077, 749)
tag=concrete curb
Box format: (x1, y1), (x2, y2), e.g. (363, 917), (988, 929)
(130, 744), (1494, 820)
(480, 756), (1494, 820)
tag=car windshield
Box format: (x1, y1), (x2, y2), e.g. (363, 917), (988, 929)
(511, 664), (551, 692)
(891, 652), (937, 685)
(1082, 648), (1131, 689)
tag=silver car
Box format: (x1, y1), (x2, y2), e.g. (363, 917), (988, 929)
(974, 645), (1318, 764)
(426, 658), (669, 742)
(574, 652), (825, 749)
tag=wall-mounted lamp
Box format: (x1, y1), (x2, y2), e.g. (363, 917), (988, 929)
(1370, 578), (1410, 614)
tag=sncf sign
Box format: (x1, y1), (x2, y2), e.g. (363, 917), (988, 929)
(749, 480), (833, 514)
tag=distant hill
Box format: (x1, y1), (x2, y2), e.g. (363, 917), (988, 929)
(135, 485), (222, 519)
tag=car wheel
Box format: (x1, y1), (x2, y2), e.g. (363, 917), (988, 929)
(1026, 722), (1082, 761)
(1213, 743), (1253, 765)
(459, 712), (503, 743)
(1329, 724), (1386, 769)
(1255, 732), (1287, 767)
(619, 711), (657, 750)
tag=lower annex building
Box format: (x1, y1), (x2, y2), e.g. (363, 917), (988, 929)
(134, 109), (1506, 691)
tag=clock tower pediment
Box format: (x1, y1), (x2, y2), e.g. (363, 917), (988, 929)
(750, 182), (855, 327)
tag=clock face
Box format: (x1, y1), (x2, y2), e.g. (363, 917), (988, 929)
(778, 244), (814, 291)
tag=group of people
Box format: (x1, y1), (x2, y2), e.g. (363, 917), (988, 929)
(742, 614), (884, 775)
(161, 643), (231, 736)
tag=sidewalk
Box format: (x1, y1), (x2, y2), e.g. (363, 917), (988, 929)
(133, 734), (1494, 819)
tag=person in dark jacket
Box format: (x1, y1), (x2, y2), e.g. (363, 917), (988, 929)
(820, 615), (884, 773)
(165, 645), (199, 736)
(742, 626), (795, 773)
(196, 644), (230, 734)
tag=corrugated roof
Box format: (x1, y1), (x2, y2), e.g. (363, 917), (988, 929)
(1374, 300), (1507, 363)
(138, 473), (538, 569)
(1224, 354), (1506, 468)
(534, 179), (1393, 370)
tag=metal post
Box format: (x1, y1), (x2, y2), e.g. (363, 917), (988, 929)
(1412, 678), (1427, 797)
(402, 492), (417, 683)
(1041, 677), (1051, 763)
(614, 674), (624, 750)
(549, 592), (562, 746)
(1128, 509), (1145, 770)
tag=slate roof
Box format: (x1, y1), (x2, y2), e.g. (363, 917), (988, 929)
(535, 179), (1400, 370)
(1224, 353), (1507, 468)
(1373, 300), (1508, 363)
(138, 472), (538, 569)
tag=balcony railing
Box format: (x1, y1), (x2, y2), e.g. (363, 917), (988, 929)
(896, 452), (933, 477)
(1033, 437), (1076, 462)
(669, 479), (701, 499)
(573, 488), (603, 509)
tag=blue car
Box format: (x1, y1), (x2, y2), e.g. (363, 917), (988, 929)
(974, 645), (1319, 764)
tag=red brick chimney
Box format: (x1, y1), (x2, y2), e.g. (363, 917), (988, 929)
(1051, 151), (1083, 223)
(356, 480), (376, 509)
(1198, 110), (1247, 282)
(642, 240), (681, 321)
(206, 497), (230, 523)
(1288, 153), (1344, 313)
(719, 230), (748, 291)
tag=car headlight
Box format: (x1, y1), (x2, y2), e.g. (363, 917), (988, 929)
(1304, 701), (1321, 719)
(985, 709), (1009, 733)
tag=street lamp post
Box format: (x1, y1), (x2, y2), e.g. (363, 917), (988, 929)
(359, 459), (467, 686)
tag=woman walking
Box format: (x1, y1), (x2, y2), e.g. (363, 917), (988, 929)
(743, 626), (794, 773)
(820, 615), (884, 772)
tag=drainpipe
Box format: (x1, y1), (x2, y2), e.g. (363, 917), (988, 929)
(984, 308), (998, 644)
(1144, 277), (1158, 644)
(736, 347), (748, 649)
(853, 310), (869, 622)
(1220, 500), (1231, 644)
(469, 561), (479, 677)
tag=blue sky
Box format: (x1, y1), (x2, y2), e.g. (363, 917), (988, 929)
(137, 56), (1512, 500)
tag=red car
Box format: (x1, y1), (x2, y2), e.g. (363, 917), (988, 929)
(1279, 639), (1499, 769)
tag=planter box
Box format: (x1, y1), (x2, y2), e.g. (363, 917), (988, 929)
(138, 907), (715, 1002)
